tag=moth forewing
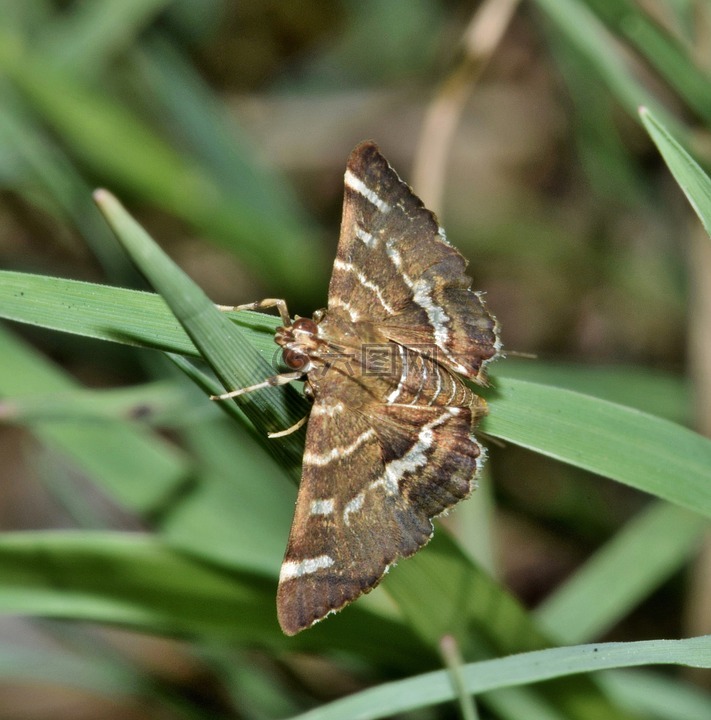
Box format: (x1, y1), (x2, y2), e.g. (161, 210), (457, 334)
(216, 141), (500, 635)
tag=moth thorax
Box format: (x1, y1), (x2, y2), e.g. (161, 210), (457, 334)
(275, 317), (320, 372)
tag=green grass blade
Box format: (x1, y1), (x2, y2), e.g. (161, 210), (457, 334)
(0, 270), (279, 359)
(599, 668), (711, 720)
(0, 380), (197, 426)
(482, 377), (711, 517)
(286, 636), (711, 720)
(535, 502), (708, 643)
(439, 635), (480, 720)
(135, 37), (312, 234)
(384, 532), (629, 720)
(38, 0), (169, 74)
(5, 267), (709, 516)
(0, 93), (134, 280)
(0, 530), (434, 669)
(495, 361), (689, 423)
(482, 687), (567, 720)
(94, 190), (308, 473)
(1, 51), (320, 295)
(385, 532), (546, 656)
(0, 647), (144, 696)
(0, 530), (279, 637)
(0, 323), (188, 512)
(583, 0), (711, 124)
(160, 418), (295, 574)
(640, 106), (711, 238)
(532, 0), (680, 133)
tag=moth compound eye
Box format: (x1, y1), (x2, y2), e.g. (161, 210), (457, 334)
(283, 348), (310, 371)
(292, 317), (318, 334)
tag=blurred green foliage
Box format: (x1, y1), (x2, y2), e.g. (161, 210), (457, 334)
(0, 1), (710, 719)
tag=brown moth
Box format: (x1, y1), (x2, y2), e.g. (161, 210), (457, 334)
(216, 142), (500, 635)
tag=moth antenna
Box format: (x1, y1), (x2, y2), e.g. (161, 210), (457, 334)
(504, 350), (536, 359)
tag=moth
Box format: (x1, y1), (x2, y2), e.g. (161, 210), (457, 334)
(215, 142), (500, 635)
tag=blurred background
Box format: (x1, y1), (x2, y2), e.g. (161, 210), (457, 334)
(0, 1), (709, 718)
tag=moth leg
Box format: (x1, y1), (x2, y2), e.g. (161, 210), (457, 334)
(267, 414), (308, 439)
(210, 371), (303, 401)
(216, 298), (291, 326)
